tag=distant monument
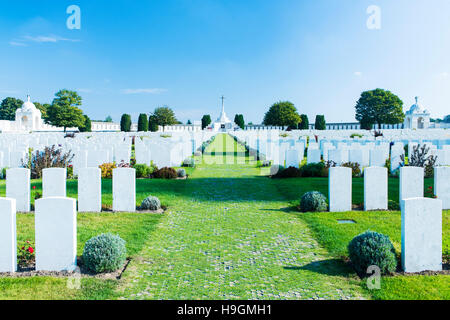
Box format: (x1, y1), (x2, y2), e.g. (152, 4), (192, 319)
(211, 96), (239, 132)
(404, 97), (431, 129)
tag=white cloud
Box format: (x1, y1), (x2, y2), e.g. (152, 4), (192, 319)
(9, 34), (80, 47)
(9, 41), (28, 47)
(439, 72), (449, 78)
(121, 88), (168, 94)
(354, 71), (363, 77)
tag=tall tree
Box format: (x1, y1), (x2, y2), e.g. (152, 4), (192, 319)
(78, 115), (92, 132)
(46, 90), (85, 132)
(299, 114), (309, 129)
(187, 120), (192, 125)
(137, 113), (149, 132)
(443, 115), (450, 123)
(355, 88), (404, 129)
(314, 115), (326, 130)
(152, 106), (177, 128)
(120, 114), (132, 132)
(105, 115), (113, 122)
(263, 101), (301, 127)
(0, 97), (23, 120)
(201, 114), (212, 129)
(234, 114), (245, 129)
(33, 102), (50, 121)
(148, 114), (159, 132)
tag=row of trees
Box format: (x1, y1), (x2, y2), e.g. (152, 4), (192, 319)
(120, 106), (179, 132)
(261, 89), (408, 130)
(0, 90), (89, 132)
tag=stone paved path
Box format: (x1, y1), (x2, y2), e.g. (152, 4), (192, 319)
(118, 134), (366, 300)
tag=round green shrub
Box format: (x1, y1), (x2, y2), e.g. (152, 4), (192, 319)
(177, 168), (186, 178)
(134, 164), (151, 178)
(139, 196), (161, 211)
(299, 191), (328, 212)
(82, 233), (127, 273)
(348, 231), (397, 276)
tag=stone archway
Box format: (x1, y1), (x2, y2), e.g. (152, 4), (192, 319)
(418, 117), (424, 129)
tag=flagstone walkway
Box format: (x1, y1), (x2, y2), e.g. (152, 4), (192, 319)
(118, 134), (366, 300)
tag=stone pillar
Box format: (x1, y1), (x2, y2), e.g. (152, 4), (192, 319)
(0, 198), (16, 272)
(35, 197), (77, 271)
(6, 168), (30, 212)
(401, 197), (442, 272)
(399, 167), (424, 207)
(434, 166), (450, 209)
(113, 168), (136, 212)
(364, 166), (388, 210)
(329, 167), (352, 212)
(78, 168), (102, 212)
(42, 168), (67, 198)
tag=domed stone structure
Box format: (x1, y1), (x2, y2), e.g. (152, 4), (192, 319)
(404, 97), (430, 129)
(15, 95), (42, 131)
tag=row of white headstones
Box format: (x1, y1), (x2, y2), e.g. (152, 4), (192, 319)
(0, 165), (448, 273)
(0, 167), (136, 273)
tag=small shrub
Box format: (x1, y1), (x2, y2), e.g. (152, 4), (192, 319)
(320, 160), (337, 177)
(300, 162), (325, 177)
(67, 165), (74, 179)
(348, 231), (397, 276)
(82, 233), (127, 273)
(275, 166), (302, 178)
(388, 200), (400, 211)
(270, 165), (284, 176)
(350, 133), (363, 138)
(182, 158), (195, 168)
(99, 163), (116, 179)
(177, 168), (186, 178)
(21, 145), (74, 179)
(299, 191), (328, 212)
(139, 196), (161, 211)
(17, 240), (35, 268)
(341, 162), (362, 177)
(152, 167), (177, 179)
(134, 164), (152, 178)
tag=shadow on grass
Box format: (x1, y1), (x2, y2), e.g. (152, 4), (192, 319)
(284, 259), (356, 277)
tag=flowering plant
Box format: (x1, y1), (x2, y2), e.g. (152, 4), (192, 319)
(32, 185), (42, 200)
(425, 186), (437, 199)
(18, 241), (35, 268)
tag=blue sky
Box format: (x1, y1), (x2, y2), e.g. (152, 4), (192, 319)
(0, 0), (449, 124)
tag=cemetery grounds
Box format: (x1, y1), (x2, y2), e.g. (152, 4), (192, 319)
(0, 133), (448, 300)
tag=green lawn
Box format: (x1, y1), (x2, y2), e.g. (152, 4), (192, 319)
(0, 133), (448, 300)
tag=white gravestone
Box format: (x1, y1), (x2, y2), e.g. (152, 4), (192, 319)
(35, 197), (77, 271)
(401, 197), (442, 273)
(364, 167), (388, 211)
(0, 198), (17, 272)
(399, 167), (423, 208)
(369, 149), (386, 167)
(285, 149), (300, 168)
(434, 166), (450, 209)
(78, 167), (101, 212)
(113, 168), (136, 212)
(307, 149), (321, 164)
(6, 168), (30, 212)
(329, 167), (352, 212)
(42, 168), (66, 197)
